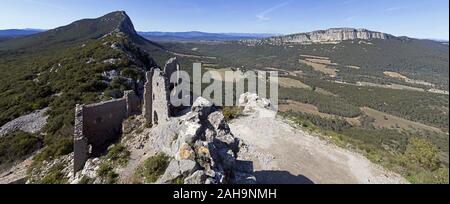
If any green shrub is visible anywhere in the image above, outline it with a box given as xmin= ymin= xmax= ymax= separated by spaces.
xmin=134 ymin=153 xmax=170 ymax=183
xmin=33 ymin=138 xmax=73 ymax=162
xmin=106 ymin=144 xmax=130 ymax=166
xmin=404 ymin=137 xmax=441 ymax=171
xmin=97 ymin=162 xmax=118 ymax=184
xmin=121 ymin=67 xmax=145 ymax=81
xmin=172 ymin=176 xmax=185 ymax=184
xmin=104 ymin=88 xmax=123 ymax=99
xmin=39 ymin=163 xmax=68 ymax=184
xmin=406 ymin=167 xmax=449 ymax=184
xmin=78 ymin=176 xmax=95 ymax=184
xmin=105 ymin=171 xmax=119 ymax=184
xmin=222 ymin=106 xmax=243 ymax=122
xmin=433 ymin=168 xmax=449 ymax=184
xmin=0 ymin=131 xmax=41 ymax=168
xmin=97 ymin=163 xmax=110 ymax=177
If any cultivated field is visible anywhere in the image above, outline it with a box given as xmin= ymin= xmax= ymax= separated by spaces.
xmin=356 ymin=81 xmax=425 ymax=92
xmin=277 ymin=77 xmax=311 ymax=89
xmin=279 ymin=100 xmax=361 ymax=126
xmin=299 ymin=59 xmax=338 ymax=76
xmin=361 ymin=107 xmax=443 ymax=133
xmin=383 ymin=71 xmax=434 ymax=87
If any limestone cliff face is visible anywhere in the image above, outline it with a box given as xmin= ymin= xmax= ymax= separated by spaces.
xmin=113 ymin=11 xmax=138 ymax=36
xmin=244 ymin=28 xmax=395 ymax=45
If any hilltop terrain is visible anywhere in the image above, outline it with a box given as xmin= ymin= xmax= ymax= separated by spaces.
xmin=0 ymin=11 xmax=448 ymax=184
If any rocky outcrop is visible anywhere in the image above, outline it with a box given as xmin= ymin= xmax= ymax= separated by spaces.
xmin=239 ymin=93 xmax=273 ymax=112
xmin=238 ymin=93 xmax=276 ymax=118
xmin=163 ymin=57 xmax=180 ymax=85
xmin=151 ymin=97 xmax=256 ymax=184
xmin=243 ymin=28 xmax=395 ymax=45
xmin=27 ymin=153 xmax=74 ymax=184
xmin=0 ymin=108 xmax=49 ymax=137
xmin=26 ymin=152 xmax=102 ymax=184
xmin=114 ymin=11 xmax=138 ymax=36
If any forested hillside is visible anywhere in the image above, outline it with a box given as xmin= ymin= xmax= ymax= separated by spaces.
xmin=0 ymin=11 xmax=171 ymax=170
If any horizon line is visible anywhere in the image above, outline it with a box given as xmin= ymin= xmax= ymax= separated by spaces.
xmin=0 ymin=27 xmax=448 ymax=41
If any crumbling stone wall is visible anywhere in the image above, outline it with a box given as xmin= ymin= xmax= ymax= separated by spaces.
xmin=143 ymin=70 xmax=153 ymax=125
xmin=74 ymin=105 xmax=89 ymax=173
xmin=125 ymin=90 xmax=140 ymax=115
xmin=164 ymin=57 xmax=180 ymax=90
xmin=142 ymin=67 xmax=172 ymax=126
xmin=74 ymin=57 xmax=180 ymax=172
xmin=74 ymin=90 xmax=140 ymax=172
xmin=151 ymin=68 xmax=171 ymax=126
xmin=83 ymin=99 xmax=127 ymax=153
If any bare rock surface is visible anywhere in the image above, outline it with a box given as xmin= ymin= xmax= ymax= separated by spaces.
xmin=148 ymin=97 xmax=255 ymax=184
xmin=114 ymin=97 xmax=252 ymax=184
xmin=116 ymin=97 xmax=256 ymax=184
xmin=0 ymin=108 xmax=49 ymax=136
xmin=0 ymin=154 xmax=35 ymax=184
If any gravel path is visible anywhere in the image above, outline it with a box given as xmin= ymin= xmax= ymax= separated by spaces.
xmin=230 ymin=112 xmax=408 ymax=184
xmin=117 ymin=127 xmax=156 ymax=184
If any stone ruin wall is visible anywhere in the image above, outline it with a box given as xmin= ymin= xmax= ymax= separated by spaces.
xmin=125 ymin=89 xmax=141 ymax=115
xmin=142 ymin=71 xmax=153 ymax=126
xmin=83 ymin=99 xmax=127 ymax=152
xmin=150 ymin=68 xmax=170 ymax=125
xmin=143 ymin=58 xmax=178 ymax=127
xmin=74 ymin=58 xmax=180 ymax=173
xmin=74 ymin=91 xmax=140 ymax=172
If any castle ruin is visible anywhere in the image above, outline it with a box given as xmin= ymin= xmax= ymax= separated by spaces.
xmin=74 ymin=58 xmax=180 ymax=173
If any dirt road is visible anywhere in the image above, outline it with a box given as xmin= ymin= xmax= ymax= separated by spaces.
xmin=230 ymin=112 xmax=408 ymax=184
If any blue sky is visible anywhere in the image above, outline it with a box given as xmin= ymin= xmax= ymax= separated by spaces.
xmin=0 ymin=0 xmax=448 ymax=40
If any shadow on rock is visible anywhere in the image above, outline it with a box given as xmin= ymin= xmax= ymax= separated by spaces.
xmin=255 ymin=171 xmax=315 ymax=184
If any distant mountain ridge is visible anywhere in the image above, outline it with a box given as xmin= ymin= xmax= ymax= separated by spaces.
xmin=0 ymin=29 xmax=44 ymax=37
xmin=242 ymin=28 xmax=399 ymax=45
xmin=0 ymin=29 xmax=275 ymax=43
xmin=0 ymin=29 xmax=45 ymax=42
xmin=4 ymin=26 xmax=446 ymax=44
xmin=139 ymin=31 xmax=276 ymax=41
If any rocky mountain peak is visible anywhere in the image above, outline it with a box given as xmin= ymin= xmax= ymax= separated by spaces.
xmin=101 ymin=11 xmax=138 ymax=36
xmin=0 ymin=11 xmax=144 ymax=50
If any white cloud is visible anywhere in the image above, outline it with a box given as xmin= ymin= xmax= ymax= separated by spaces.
xmin=256 ymin=0 xmax=293 ymax=21
xmin=384 ymin=6 xmax=405 ymax=12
